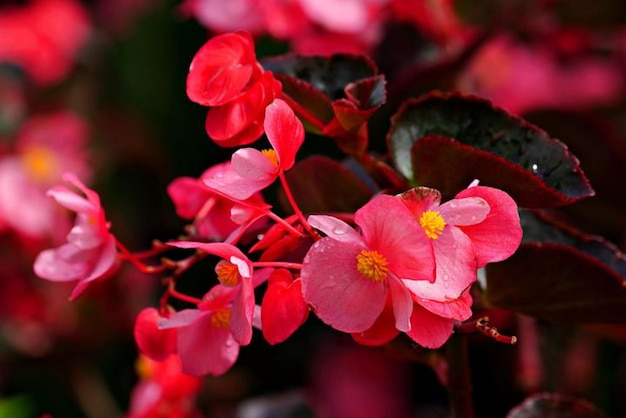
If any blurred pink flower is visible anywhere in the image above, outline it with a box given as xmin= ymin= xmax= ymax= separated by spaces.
xmin=0 ymin=0 xmax=91 ymax=85
xmin=0 ymin=112 xmax=90 ymax=239
xmin=301 ymin=194 xmax=435 ymax=334
xmin=33 ymin=173 xmax=118 ymax=301
xmin=204 ymin=98 xmax=304 ymax=200
xmin=127 ymin=354 xmax=202 ymax=418
xmin=459 ymin=34 xmax=624 ymax=114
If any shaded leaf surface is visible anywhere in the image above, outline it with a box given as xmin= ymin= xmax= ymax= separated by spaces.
xmin=262 ymin=54 xmax=377 ymax=101
xmin=485 ymin=211 xmax=626 ymax=323
xmin=507 ymin=393 xmax=605 ymax=418
xmin=279 ymin=156 xmax=374 ymax=214
xmin=387 ymin=92 xmax=594 ymax=206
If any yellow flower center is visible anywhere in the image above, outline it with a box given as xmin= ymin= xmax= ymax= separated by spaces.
xmin=356 ymin=249 xmax=389 ymax=282
xmin=210 ymin=309 xmax=231 ymax=329
xmin=22 ymin=146 xmax=59 ymax=183
xmin=262 ymin=149 xmax=279 ymax=168
xmin=420 ymin=210 xmax=446 ymax=239
xmin=215 ymin=261 xmax=240 ymax=286
xmin=135 ymin=355 xmax=154 ymax=380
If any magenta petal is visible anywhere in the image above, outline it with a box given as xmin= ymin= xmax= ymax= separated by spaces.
xmin=34 ymin=248 xmax=86 ymax=282
xmin=405 ymin=305 xmax=455 ymax=349
xmin=167 ymin=176 xmax=212 ymax=219
xmin=388 ymin=277 xmax=413 ymax=332
xmin=308 ymin=215 xmax=364 ymax=245
xmin=399 ymin=187 xmax=442 ymax=216
xmin=455 ymin=186 xmax=522 ymax=267
xmin=158 ymin=309 xmax=206 ymax=330
xmin=301 ymin=238 xmax=386 ymax=333
xmin=76 ymin=235 xmax=117 ymax=283
xmin=230 ymin=278 xmax=254 ymax=345
xmin=48 ymin=186 xmax=94 ymax=215
xmin=177 ymin=314 xmax=239 ymax=376
xmin=264 ymin=99 xmax=304 ymax=171
xmin=403 ymin=226 xmax=476 ymax=301
xmin=356 ymin=195 xmax=435 ymax=282
xmin=417 ymin=291 xmax=474 ymax=321
xmin=438 ymin=196 xmax=490 ymax=226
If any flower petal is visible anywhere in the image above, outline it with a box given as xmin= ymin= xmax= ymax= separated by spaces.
xmin=405 ymin=305 xmax=455 ymax=349
xmin=454 ymin=186 xmax=522 ymax=267
xmin=301 ymin=238 xmax=386 ymax=333
xmin=438 ymin=196 xmax=490 ymax=226
xmin=403 ymin=226 xmax=476 ymax=300
xmin=177 ymin=313 xmax=239 ymax=376
xmin=308 ymin=214 xmax=364 ymax=245
xmin=264 ymin=99 xmax=304 ymax=171
xmin=356 ymin=195 xmax=435 ymax=282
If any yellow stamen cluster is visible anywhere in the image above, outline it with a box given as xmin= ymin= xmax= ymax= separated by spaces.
xmin=261 ymin=149 xmax=279 ymax=168
xmin=419 ymin=210 xmax=446 ymax=239
xmin=22 ymin=146 xmax=59 ymax=183
xmin=210 ymin=309 xmax=231 ymax=329
xmin=356 ymin=249 xmax=389 ymax=282
xmin=215 ymin=261 xmax=240 ymax=286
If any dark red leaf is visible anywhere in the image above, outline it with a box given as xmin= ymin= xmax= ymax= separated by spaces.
xmin=507 ymin=393 xmax=605 ymax=418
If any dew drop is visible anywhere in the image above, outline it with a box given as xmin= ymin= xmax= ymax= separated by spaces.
xmin=531 ymin=163 xmax=539 ymax=173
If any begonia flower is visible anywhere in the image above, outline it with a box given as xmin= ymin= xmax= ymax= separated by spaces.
xmin=166 ymin=241 xmax=265 ymax=346
xmin=167 ymin=162 xmax=270 ymax=242
xmin=261 ymin=268 xmax=309 ymax=344
xmin=398 ymin=185 xmax=522 ymax=301
xmin=33 ymin=173 xmax=118 ymax=300
xmin=158 ymin=266 xmax=269 ymax=376
xmin=301 ymin=194 xmax=435 ymax=333
xmin=186 ymin=30 xmax=260 ymax=107
xmin=204 ymin=98 xmax=304 ymax=200
xmin=0 ymin=112 xmax=90 ymax=239
xmin=128 ymin=354 xmax=202 ymax=418
xmin=134 ymin=307 xmax=178 ymax=362
xmin=204 ymin=71 xmax=282 ymax=147
xmin=0 ymin=0 xmax=91 ymax=85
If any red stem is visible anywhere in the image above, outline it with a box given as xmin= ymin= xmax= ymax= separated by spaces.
xmin=115 ymin=239 xmax=167 ymax=274
xmin=278 ymin=171 xmax=319 ymax=240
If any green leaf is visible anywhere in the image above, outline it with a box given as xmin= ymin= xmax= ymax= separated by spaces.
xmin=279 ymin=156 xmax=374 ymax=214
xmin=387 ymin=91 xmax=594 ymax=207
xmin=485 ymin=211 xmax=626 ymax=323
xmin=507 ymin=393 xmax=605 ymax=418
xmin=0 ymin=396 xmax=36 ymax=418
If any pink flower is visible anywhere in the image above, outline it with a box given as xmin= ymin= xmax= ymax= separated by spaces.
xmin=186 ymin=30 xmax=283 ymax=146
xmin=167 ymin=241 xmax=261 ymax=346
xmin=181 ymin=0 xmax=265 ymax=34
xmin=0 ymin=112 xmax=90 ymax=239
xmin=204 ymin=71 xmax=282 ymax=147
xmin=167 ymin=162 xmax=270 ymax=242
xmin=33 ymin=173 xmax=118 ymax=300
xmin=204 ymin=98 xmax=304 ymax=200
xmin=158 ymin=268 xmax=261 ymax=376
xmin=0 ymin=0 xmax=91 ymax=85
xmin=128 ymin=354 xmax=202 ymax=418
xmin=301 ymin=194 xmax=435 ymax=333
xmin=186 ymin=31 xmax=260 ymax=107
xmin=398 ymin=185 xmax=522 ymax=302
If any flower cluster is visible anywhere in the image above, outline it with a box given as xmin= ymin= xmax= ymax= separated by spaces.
xmin=33 ymin=31 xmax=522 ymax=377
xmin=181 ymin=0 xmax=467 ymax=55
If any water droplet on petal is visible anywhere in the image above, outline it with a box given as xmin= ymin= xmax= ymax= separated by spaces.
xmin=531 ymin=163 xmax=539 ymax=173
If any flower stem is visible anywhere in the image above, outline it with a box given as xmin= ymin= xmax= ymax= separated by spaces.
xmin=278 ymin=171 xmax=319 ymax=240
xmin=115 ymin=239 xmax=167 ymax=274
xmin=252 ymin=261 xmax=302 ymax=270
xmin=446 ymin=334 xmax=474 ymax=418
